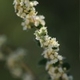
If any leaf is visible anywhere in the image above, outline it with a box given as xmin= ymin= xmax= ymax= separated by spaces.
xmin=62 ymin=62 xmax=70 ymax=70
xmin=36 ymin=24 xmax=43 ymax=29
xmin=38 ymin=58 xmax=47 ymax=66
xmin=53 ymin=60 xmax=60 ymax=67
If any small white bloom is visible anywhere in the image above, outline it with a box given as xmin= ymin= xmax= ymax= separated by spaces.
xmin=42 ymin=48 xmax=58 ymax=60
xmin=48 ymin=67 xmax=58 ymax=79
xmin=50 ymin=58 xmax=58 ymax=63
xmin=46 ymin=61 xmax=51 ymax=70
xmin=34 ymin=15 xmax=45 ymax=26
xmin=33 ymin=1 xmax=39 ymax=6
xmin=30 ymin=1 xmax=39 ymax=6
xmin=46 ymin=60 xmax=58 ymax=70
xmin=48 ymin=38 xmax=60 ymax=49
xmin=54 ymin=52 xmax=58 ymax=57
xmin=58 ymin=55 xmax=63 ymax=61
xmin=48 ymin=67 xmax=64 ymax=80
xmin=20 ymin=0 xmax=24 ymax=6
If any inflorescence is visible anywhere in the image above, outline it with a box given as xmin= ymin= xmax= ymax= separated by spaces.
xmin=0 ymin=35 xmax=34 ymax=80
xmin=13 ymin=0 xmax=73 ymax=80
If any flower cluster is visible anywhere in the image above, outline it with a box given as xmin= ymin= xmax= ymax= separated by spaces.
xmin=0 ymin=35 xmax=34 ymax=80
xmin=34 ymin=26 xmax=73 ymax=80
xmin=6 ymin=48 xmax=34 ymax=80
xmin=13 ymin=0 xmax=73 ymax=80
xmin=6 ymin=48 xmax=26 ymax=78
xmin=13 ymin=0 xmax=45 ymax=30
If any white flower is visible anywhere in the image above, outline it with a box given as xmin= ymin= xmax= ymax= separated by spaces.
xmin=13 ymin=0 xmax=38 ymax=19
xmin=48 ymin=67 xmax=63 ymax=80
xmin=58 ymin=55 xmax=63 ymax=61
xmin=6 ymin=48 xmax=26 ymax=68
xmin=42 ymin=48 xmax=54 ymax=59
xmin=14 ymin=0 xmax=45 ymax=29
xmin=13 ymin=0 xmax=73 ymax=80
xmin=30 ymin=1 xmax=39 ymax=6
xmin=42 ymin=47 xmax=61 ymax=60
xmin=46 ymin=61 xmax=52 ymax=70
xmin=47 ymin=37 xmax=60 ymax=49
xmin=16 ymin=7 xmax=24 ymax=17
xmin=34 ymin=15 xmax=45 ymax=27
xmin=21 ymin=9 xmax=38 ymax=29
xmin=46 ymin=60 xmax=58 ymax=70
xmin=50 ymin=58 xmax=58 ymax=64
xmin=35 ymin=31 xmax=60 ymax=49
xmin=41 ymin=35 xmax=59 ymax=48
xmin=21 ymin=18 xmax=31 ymax=30
xmin=40 ymin=35 xmax=51 ymax=47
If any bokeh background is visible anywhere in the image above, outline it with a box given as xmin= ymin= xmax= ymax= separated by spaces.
xmin=0 ymin=0 xmax=79 ymax=80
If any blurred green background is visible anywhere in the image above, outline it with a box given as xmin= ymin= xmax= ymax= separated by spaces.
xmin=0 ymin=0 xmax=79 ymax=80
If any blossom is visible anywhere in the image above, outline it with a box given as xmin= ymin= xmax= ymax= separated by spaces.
xmin=6 ymin=48 xmax=26 ymax=77
xmin=13 ymin=0 xmax=36 ymax=18
xmin=13 ymin=0 xmax=45 ymax=30
xmin=48 ymin=67 xmax=63 ymax=80
xmin=13 ymin=0 xmax=73 ymax=80
xmin=22 ymin=14 xmax=45 ymax=30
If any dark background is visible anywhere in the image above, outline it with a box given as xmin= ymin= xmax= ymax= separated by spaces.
xmin=0 ymin=0 xmax=79 ymax=80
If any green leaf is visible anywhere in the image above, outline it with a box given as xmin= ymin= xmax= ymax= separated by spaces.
xmin=36 ymin=24 xmax=43 ymax=29
xmin=38 ymin=58 xmax=47 ymax=66
xmin=62 ymin=62 xmax=70 ymax=70
xmin=53 ymin=60 xmax=60 ymax=67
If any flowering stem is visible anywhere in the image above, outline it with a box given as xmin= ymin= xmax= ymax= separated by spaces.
xmin=2 ymin=45 xmax=39 ymax=80
xmin=13 ymin=0 xmax=73 ymax=80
